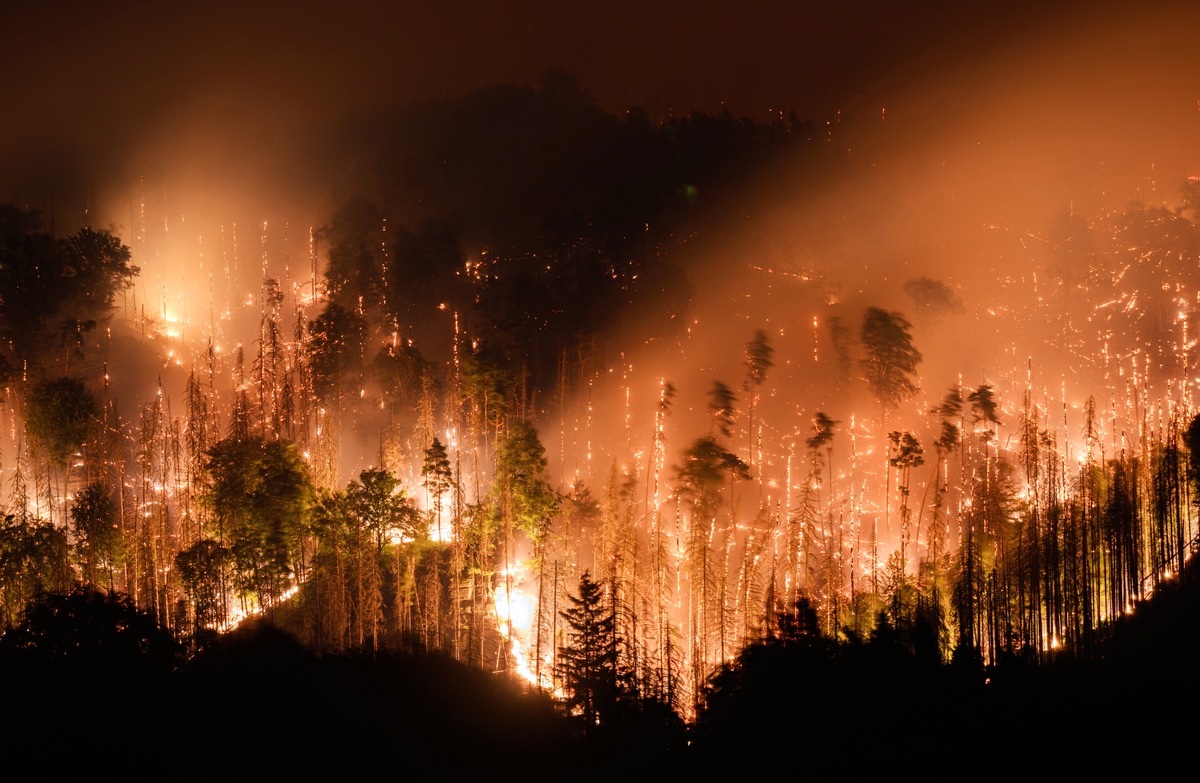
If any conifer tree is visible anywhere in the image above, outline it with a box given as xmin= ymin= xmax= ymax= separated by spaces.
xmin=743 ymin=329 xmax=774 ymax=470
xmin=422 ymin=437 xmax=454 ymax=541
xmin=557 ymin=570 xmax=621 ymax=735
xmin=860 ymin=307 xmax=921 ymax=413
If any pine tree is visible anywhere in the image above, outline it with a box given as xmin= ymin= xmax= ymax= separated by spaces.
xmin=557 ymin=570 xmax=621 ymax=735
xmin=422 ymin=437 xmax=454 ymax=541
xmin=860 ymin=307 xmax=921 ymax=413
xmin=743 ymin=329 xmax=774 ymax=471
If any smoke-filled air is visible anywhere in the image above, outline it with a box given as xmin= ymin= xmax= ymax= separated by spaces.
xmin=3 ymin=0 xmax=1200 ymax=775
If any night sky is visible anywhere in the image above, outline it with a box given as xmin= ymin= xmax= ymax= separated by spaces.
xmin=4 ymin=0 xmax=1198 ymax=221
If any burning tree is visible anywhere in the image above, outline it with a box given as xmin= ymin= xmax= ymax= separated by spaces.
xmin=674 ymin=426 xmax=750 ymax=710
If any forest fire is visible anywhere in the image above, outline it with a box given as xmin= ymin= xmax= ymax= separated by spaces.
xmin=1 ymin=10 xmax=1199 ymax=773
xmin=493 ymin=580 xmax=541 ymax=686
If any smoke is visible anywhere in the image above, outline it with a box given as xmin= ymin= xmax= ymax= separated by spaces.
xmin=3 ymin=0 xmax=1198 ymax=484
xmin=547 ymin=0 xmax=1200 ymax=504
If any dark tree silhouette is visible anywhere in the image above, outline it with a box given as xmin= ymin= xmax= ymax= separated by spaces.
xmin=422 ymin=437 xmax=454 ymax=540
xmin=707 ymin=380 xmax=737 ymax=440
xmin=317 ymin=196 xmax=387 ymax=312
xmin=24 ymin=376 xmax=98 ymax=469
xmin=0 ymin=514 xmax=70 ymax=627
xmin=0 ymin=585 xmax=180 ymax=673
xmin=903 ymin=276 xmax=963 ymax=322
xmin=2 ymin=587 xmax=173 ymax=776
xmin=860 ymin=306 xmax=922 ymax=412
xmin=175 ymin=538 xmax=233 ymax=636
xmin=556 ymin=570 xmax=621 ymax=735
xmin=0 ymin=206 xmax=137 ymax=371
xmin=69 ymin=482 xmax=123 ymax=590
xmin=307 ymin=301 xmax=367 ymax=404
xmin=1178 ymin=177 xmax=1200 ymax=221
xmin=743 ymin=328 xmax=774 ymax=469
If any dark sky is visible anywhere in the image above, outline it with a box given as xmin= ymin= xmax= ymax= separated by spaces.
xmin=3 ymin=0 xmax=1067 ymax=132
xmin=2 ymin=0 xmax=1198 ymax=225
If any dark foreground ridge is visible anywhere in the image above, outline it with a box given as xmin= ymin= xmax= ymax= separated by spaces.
xmin=5 ymin=555 xmax=1200 ymax=780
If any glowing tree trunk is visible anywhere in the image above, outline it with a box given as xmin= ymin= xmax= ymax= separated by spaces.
xmin=254 ymin=277 xmax=287 ymax=439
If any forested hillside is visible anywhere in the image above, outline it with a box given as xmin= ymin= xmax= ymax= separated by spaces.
xmin=3 ymin=73 xmax=1200 ymax=773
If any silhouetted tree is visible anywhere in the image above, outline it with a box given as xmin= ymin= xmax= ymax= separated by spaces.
xmin=0 ymin=514 xmax=70 ymax=627
xmin=903 ymin=276 xmax=963 ymax=323
xmin=742 ymin=329 xmax=774 ymax=470
xmin=69 ymin=482 xmax=123 ymax=590
xmin=707 ymin=380 xmax=737 ymax=440
xmin=557 ymin=570 xmax=621 ymax=735
xmin=1184 ymin=414 xmax=1200 ymax=504
xmin=422 ymin=437 xmax=454 ymax=541
xmin=674 ymin=434 xmax=750 ymax=701
xmin=0 ymin=585 xmax=180 ymax=675
xmin=0 ymin=206 xmax=137 ymax=372
xmin=860 ymin=307 xmax=921 ymax=413
xmin=175 ymin=538 xmax=233 ymax=636
xmin=968 ymin=384 xmax=1001 ymax=436
xmin=318 ymin=196 xmax=387 ymax=312
xmin=888 ymin=430 xmax=925 ymax=566
xmin=25 ymin=376 xmax=98 ymax=469
xmin=1177 ymin=178 xmax=1200 ymax=221
xmin=307 ymin=301 xmax=367 ymax=405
